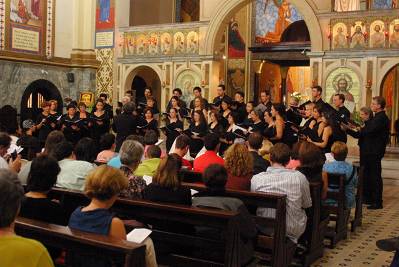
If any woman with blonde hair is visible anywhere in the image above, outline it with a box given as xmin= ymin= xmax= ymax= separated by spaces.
xmin=143 ymin=153 xmax=191 ymax=205
xmin=224 ymin=143 xmax=253 ymax=190
xmin=68 ymin=165 xmax=157 ymax=267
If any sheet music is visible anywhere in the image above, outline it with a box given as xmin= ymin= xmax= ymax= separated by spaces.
xmin=143 ymin=175 xmax=152 ymax=185
xmin=126 ymin=228 xmax=152 ymax=244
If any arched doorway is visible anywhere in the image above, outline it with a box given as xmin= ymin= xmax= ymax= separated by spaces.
xmin=380 ymin=64 xmax=399 ymax=137
xmin=20 ymin=80 xmax=63 ymax=123
xmin=126 ymin=66 xmax=162 ymax=108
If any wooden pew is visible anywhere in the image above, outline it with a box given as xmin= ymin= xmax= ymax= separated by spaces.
xmin=299 ymin=182 xmax=329 ymax=267
xmin=182 ymin=182 xmax=292 ymax=267
xmin=48 ymin=187 xmax=244 ymax=267
xmin=180 ymin=170 xmax=328 ymax=267
xmin=351 ymin=162 xmax=364 ymax=232
xmin=15 ymin=217 xmax=146 ymax=267
xmin=323 ymin=174 xmax=350 ymax=248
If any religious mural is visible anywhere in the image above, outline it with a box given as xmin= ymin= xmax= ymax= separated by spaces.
xmin=175 ymin=69 xmax=201 ymax=104
xmin=95 ymin=0 xmax=115 ymax=48
xmin=10 ymin=0 xmax=43 ymax=26
xmin=227 ymin=59 xmax=246 ymax=94
xmin=254 ymin=0 xmax=302 ymax=44
xmin=325 ymin=67 xmax=361 ymax=113
xmin=7 ymin=0 xmax=48 ymax=55
xmin=373 ymin=0 xmax=396 ymax=9
xmin=123 ymin=29 xmax=199 ymax=57
xmin=334 ymin=0 xmax=360 ymax=12
xmin=331 ymin=16 xmax=399 ymax=50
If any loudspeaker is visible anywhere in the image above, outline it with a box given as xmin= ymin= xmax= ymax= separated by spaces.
xmin=67 ymin=73 xmax=75 ymax=83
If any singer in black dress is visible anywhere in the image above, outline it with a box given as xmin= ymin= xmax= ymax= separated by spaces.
xmin=208 ymin=110 xmax=225 ymax=137
xmin=60 ymin=104 xmax=81 ymax=145
xmin=263 ymin=110 xmax=277 ymax=141
xmin=219 ymin=99 xmax=232 ymax=129
xmin=162 ymin=108 xmax=183 ymax=152
xmin=48 ymin=100 xmax=61 ymax=131
xmin=187 ymin=110 xmax=208 ymax=157
xmin=242 ymin=101 xmax=254 ymax=128
xmin=138 ymin=108 xmax=159 ymax=136
xmin=35 ymin=101 xmax=53 ymax=147
xmin=77 ymin=102 xmax=92 ymax=138
xmin=249 ymin=110 xmax=265 ymax=133
xmin=91 ymin=100 xmax=110 ymax=142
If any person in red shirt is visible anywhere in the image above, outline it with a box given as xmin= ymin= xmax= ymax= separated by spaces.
xmin=224 ymin=143 xmax=253 ymax=191
xmin=172 ymin=134 xmax=192 ymax=170
xmin=193 ymin=133 xmax=224 ymax=173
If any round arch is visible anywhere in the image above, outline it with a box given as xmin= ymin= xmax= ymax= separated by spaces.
xmin=123 ymin=64 xmax=163 ymax=106
xmin=377 ymin=59 xmax=399 ymax=91
xmin=20 ymin=79 xmax=63 ymax=123
xmin=204 ymin=0 xmax=323 ymax=55
xmin=123 ymin=64 xmax=163 ymax=94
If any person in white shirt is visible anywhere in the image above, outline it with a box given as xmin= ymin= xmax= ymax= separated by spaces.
xmin=52 ymin=141 xmax=95 ymax=191
xmin=251 ymin=143 xmax=312 ymax=243
xmin=0 ymin=132 xmax=21 ymax=172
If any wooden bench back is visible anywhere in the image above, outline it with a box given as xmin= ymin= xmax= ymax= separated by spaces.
xmin=181 ymin=182 xmax=288 ymax=267
xmin=15 ymin=217 xmax=146 ymax=267
xmin=48 ymin=187 xmax=242 ymax=267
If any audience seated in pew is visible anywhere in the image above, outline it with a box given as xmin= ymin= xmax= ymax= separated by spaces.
xmin=0 ymin=169 xmax=54 ymax=267
xmin=0 ymin=132 xmax=22 ymax=172
xmin=135 ymin=145 xmax=162 ymax=177
xmin=119 ymin=140 xmax=147 ymax=199
xmin=52 ymin=140 xmax=95 ymax=191
xmin=108 ymin=134 xmax=145 ymax=169
xmin=247 ymin=132 xmax=270 ymax=175
xmin=224 ymin=143 xmax=253 ymax=191
xmin=193 ymin=133 xmax=224 ymax=173
xmin=323 ymin=141 xmax=358 ymax=208
xmin=251 ymin=143 xmax=312 ymax=244
xmin=68 ymin=165 xmax=157 ymax=267
xmin=19 ymin=155 xmax=68 ymax=260
xmin=143 ymin=153 xmax=191 ymax=206
xmin=192 ymin=164 xmax=257 ymax=266
xmin=171 ymin=134 xmax=193 ymax=170
xmin=96 ymin=133 xmax=117 ymax=163
xmin=18 ymin=131 xmax=66 ymax=184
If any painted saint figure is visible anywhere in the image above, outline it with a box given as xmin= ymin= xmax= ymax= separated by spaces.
xmin=370 ymin=24 xmax=385 ymax=48
xmin=334 ymin=0 xmax=360 ymax=11
xmin=31 ymin=0 xmax=41 ymax=19
xmin=390 ymin=23 xmax=399 ymax=48
xmin=334 ymin=27 xmax=347 ymax=49
xmin=228 ymin=21 xmax=246 ymax=58
xmin=99 ymin=0 xmax=110 ymax=23
xmin=351 ymin=26 xmax=366 ymax=49
xmin=18 ymin=0 xmax=30 ymax=23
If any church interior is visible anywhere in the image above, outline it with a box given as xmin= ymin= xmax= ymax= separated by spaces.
xmin=0 ymin=0 xmax=399 ymax=266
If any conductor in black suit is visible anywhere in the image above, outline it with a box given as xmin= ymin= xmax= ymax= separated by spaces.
xmin=346 ymin=96 xmax=389 ymax=209
xmin=112 ymin=102 xmax=137 ymax=152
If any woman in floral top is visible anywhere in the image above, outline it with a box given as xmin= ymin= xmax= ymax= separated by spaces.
xmin=118 ymin=140 xmax=147 ymax=199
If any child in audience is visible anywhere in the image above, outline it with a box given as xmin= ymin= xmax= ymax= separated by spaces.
xmin=144 ymin=130 xmax=166 ymax=158
xmin=68 ymin=165 xmax=157 ymax=267
xmin=135 ymin=145 xmax=162 ymax=177
xmin=323 ymin=141 xmax=358 ymax=208
xmin=96 ymin=133 xmax=117 ymax=163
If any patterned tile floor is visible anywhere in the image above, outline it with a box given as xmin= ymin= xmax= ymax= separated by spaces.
xmin=311 ymin=185 xmax=399 ymax=267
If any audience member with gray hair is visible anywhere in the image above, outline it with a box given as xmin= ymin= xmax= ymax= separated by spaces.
xmin=112 ymin=102 xmax=139 ymax=152
xmin=119 ymin=140 xmax=147 ymax=199
xmin=0 ymin=169 xmax=54 ymax=267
